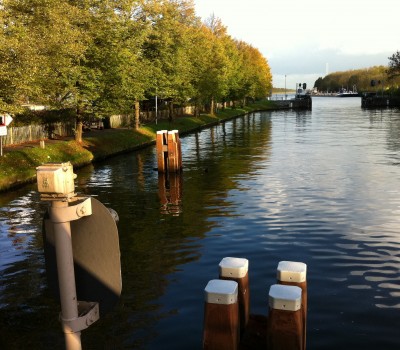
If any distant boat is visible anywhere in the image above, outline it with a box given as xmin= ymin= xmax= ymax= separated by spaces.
xmin=294 ymin=83 xmax=311 ymax=100
xmin=337 ymin=91 xmax=360 ymax=97
xmin=337 ymin=86 xmax=360 ymax=97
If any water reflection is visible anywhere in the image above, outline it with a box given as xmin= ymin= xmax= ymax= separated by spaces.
xmin=158 ymin=173 xmax=183 ymax=215
xmin=1 ymin=99 xmax=400 ymax=349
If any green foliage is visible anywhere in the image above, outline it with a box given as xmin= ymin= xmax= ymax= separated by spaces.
xmin=0 ymin=99 xmax=276 ymax=191
xmin=13 ymin=108 xmax=76 ymax=126
xmin=0 ymin=0 xmax=272 ymax=117
xmin=0 ymin=141 xmax=93 ymax=190
xmin=314 ymin=65 xmax=400 ymax=93
xmin=387 ymin=51 xmax=400 ymax=80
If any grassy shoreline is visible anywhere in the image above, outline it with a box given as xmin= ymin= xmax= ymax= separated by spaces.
xmin=0 ymin=100 xmax=279 ymax=192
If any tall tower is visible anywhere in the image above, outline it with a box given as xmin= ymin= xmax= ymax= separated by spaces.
xmin=326 ymin=63 xmax=329 ymax=76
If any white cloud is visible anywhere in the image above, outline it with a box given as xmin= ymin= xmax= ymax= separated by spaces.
xmin=194 ymin=0 xmax=399 ymax=87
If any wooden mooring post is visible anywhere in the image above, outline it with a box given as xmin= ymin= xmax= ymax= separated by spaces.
xmin=203 ymin=259 xmax=307 ymax=350
xmin=219 ymin=257 xmax=250 ymax=333
xmin=276 ymin=261 xmax=307 ymax=350
xmin=267 ymin=284 xmax=303 ymax=350
xmin=156 ymin=130 xmax=182 ymax=173
xmin=203 ymin=279 xmax=240 ymax=350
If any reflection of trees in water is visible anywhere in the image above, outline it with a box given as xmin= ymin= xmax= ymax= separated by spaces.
xmin=295 ymin=110 xmax=312 ymax=129
xmin=385 ymin=113 xmax=400 ymax=163
xmin=0 ymin=112 xmax=273 ymax=349
xmin=367 ymin=109 xmax=400 ymax=163
xmin=0 ymin=192 xmax=63 ymax=348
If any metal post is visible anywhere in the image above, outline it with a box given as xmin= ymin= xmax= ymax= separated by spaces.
xmin=37 ymin=163 xmax=105 ymax=350
xmin=52 ymin=200 xmax=82 ymax=350
xmin=1 ymin=136 xmax=3 ymax=157
xmin=285 ymin=75 xmax=287 ymax=100
xmin=155 ymin=93 xmax=158 ymax=125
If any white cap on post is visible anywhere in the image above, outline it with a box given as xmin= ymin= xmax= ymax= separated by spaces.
xmin=277 ymin=261 xmax=307 ymax=283
xmin=205 ymin=279 xmax=238 ymax=305
xmin=219 ymin=257 xmax=248 ymax=278
xmin=269 ymin=284 xmax=302 ymax=312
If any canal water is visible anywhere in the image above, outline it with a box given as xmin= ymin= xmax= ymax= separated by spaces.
xmin=1 ymin=97 xmax=400 ymax=349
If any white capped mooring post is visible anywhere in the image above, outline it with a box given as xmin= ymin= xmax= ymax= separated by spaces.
xmin=203 ymin=279 xmax=239 ymax=350
xmin=219 ymin=257 xmax=250 ymax=333
xmin=277 ymin=261 xmax=307 ymax=350
xmin=267 ymin=284 xmax=303 ymax=350
xmin=37 ymin=162 xmax=98 ymax=350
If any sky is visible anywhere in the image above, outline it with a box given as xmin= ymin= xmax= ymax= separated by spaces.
xmin=193 ymin=0 xmax=399 ymax=89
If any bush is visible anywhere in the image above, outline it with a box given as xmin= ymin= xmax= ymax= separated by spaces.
xmin=13 ymin=108 xmax=76 ymax=126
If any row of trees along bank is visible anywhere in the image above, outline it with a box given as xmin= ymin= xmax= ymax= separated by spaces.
xmin=313 ymin=52 xmax=400 ymax=93
xmin=0 ymin=0 xmax=272 ymax=142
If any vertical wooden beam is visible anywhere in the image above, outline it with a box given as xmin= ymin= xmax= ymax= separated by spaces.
xmin=203 ymin=279 xmax=239 ymax=350
xmin=172 ymin=129 xmax=182 ymax=171
xmin=167 ymin=130 xmax=180 ymax=173
xmin=267 ymin=284 xmax=303 ymax=350
xmin=156 ymin=130 xmax=168 ymax=172
xmin=219 ymin=257 xmax=250 ymax=333
xmin=277 ymin=261 xmax=307 ymax=350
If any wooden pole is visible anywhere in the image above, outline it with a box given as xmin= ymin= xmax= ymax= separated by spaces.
xmin=167 ymin=130 xmax=180 ymax=173
xmin=219 ymin=257 xmax=249 ymax=333
xmin=172 ymin=129 xmax=182 ymax=171
xmin=156 ymin=130 xmax=168 ymax=172
xmin=203 ymin=279 xmax=239 ymax=350
xmin=267 ymin=284 xmax=303 ymax=350
xmin=277 ymin=261 xmax=307 ymax=350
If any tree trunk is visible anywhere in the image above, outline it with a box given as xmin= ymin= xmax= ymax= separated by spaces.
xmin=168 ymin=100 xmax=174 ymax=122
xmin=134 ymin=101 xmax=140 ymax=130
xmin=210 ymin=97 xmax=215 ymax=115
xmin=75 ymin=107 xmax=83 ymax=143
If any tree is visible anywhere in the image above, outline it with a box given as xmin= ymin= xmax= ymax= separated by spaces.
xmin=0 ymin=0 xmax=101 ymax=142
xmin=84 ymin=0 xmax=151 ymax=129
xmin=1 ymin=0 xmax=275 ymax=129
xmin=197 ymin=15 xmax=234 ymax=115
xmin=387 ymin=50 xmax=400 ymax=80
xmin=0 ymin=0 xmax=52 ymax=114
xmin=142 ymin=0 xmax=199 ymax=120
xmin=235 ymin=41 xmax=272 ymax=103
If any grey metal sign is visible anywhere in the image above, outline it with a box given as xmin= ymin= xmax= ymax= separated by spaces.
xmin=43 ymin=197 xmax=122 ymax=315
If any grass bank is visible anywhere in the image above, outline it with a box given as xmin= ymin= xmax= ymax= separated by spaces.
xmin=0 ymin=100 xmax=278 ymax=192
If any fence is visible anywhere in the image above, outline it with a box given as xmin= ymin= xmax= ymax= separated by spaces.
xmin=2 ymin=105 xmax=212 ymax=147
xmin=100 ymin=106 xmax=197 ymax=128
xmin=2 ymin=122 xmax=75 ymax=147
